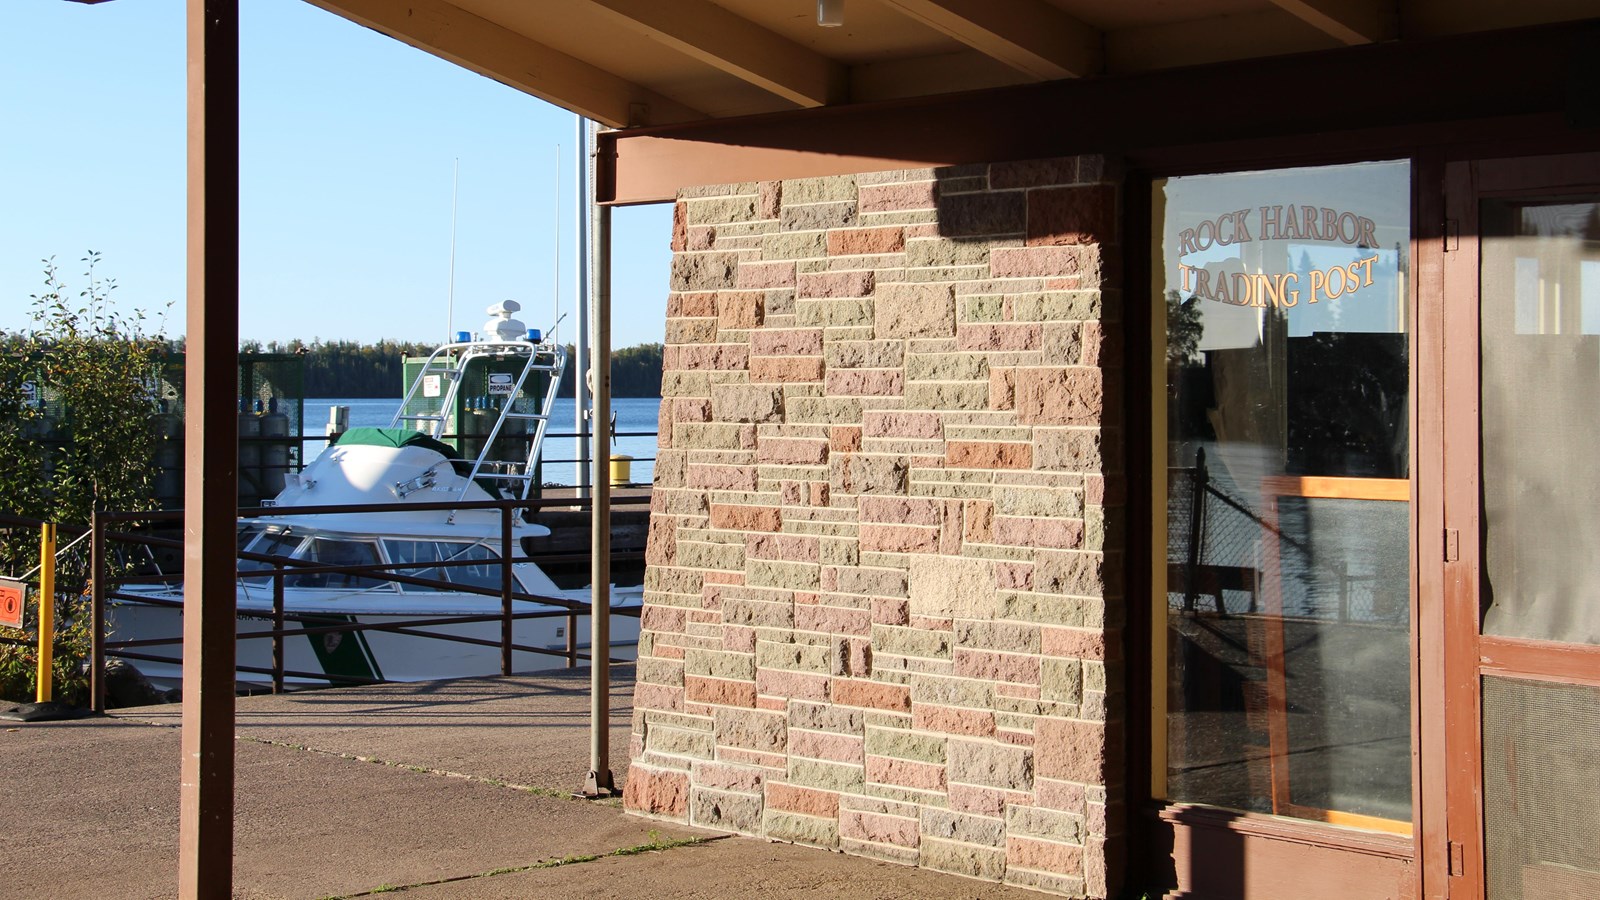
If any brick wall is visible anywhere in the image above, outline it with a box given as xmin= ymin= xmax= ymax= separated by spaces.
xmin=623 ymin=156 xmax=1125 ymax=898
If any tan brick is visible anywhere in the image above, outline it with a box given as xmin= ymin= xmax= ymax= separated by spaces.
xmin=991 ymin=244 xmax=1097 ymax=279
xmin=751 ymin=328 xmax=823 ymax=356
xmin=1034 ymin=718 xmax=1107 ymax=782
xmin=710 ymin=382 xmax=784 ymax=423
xmin=875 ymin=283 xmax=955 ymax=339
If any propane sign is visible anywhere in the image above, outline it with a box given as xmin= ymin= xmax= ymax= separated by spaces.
xmin=0 ymin=578 xmax=23 ymax=629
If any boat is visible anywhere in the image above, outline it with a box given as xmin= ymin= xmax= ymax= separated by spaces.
xmin=110 ymin=300 xmax=643 ymax=689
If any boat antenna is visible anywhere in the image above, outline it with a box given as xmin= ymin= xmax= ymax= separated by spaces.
xmin=447 ymin=157 xmax=460 ymax=343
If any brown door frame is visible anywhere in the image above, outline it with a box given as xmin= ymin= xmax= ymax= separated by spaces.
xmin=1439 ymin=151 xmax=1600 ymax=900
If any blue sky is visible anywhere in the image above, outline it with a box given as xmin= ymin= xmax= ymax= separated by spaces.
xmin=1 ymin=0 xmax=672 ymax=348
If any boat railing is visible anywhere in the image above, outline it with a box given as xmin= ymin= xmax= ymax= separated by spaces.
xmin=10 ymin=495 xmax=649 ymax=711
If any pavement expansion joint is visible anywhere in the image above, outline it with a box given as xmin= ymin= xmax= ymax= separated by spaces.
xmin=240 ymin=735 xmax=619 ymax=804
xmin=315 ymin=834 xmax=719 ymax=899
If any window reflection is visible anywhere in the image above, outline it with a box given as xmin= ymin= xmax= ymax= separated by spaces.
xmin=1155 ymin=160 xmax=1413 ymax=832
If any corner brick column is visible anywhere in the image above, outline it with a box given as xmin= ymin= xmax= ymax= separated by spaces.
xmin=624 ymin=157 xmax=1126 ymax=899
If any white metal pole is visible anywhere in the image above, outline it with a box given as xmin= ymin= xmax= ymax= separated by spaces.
xmin=586 ymin=193 xmax=615 ymax=798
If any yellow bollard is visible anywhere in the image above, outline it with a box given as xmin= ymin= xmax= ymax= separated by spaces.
xmin=609 ymin=454 xmax=634 ymax=487
xmin=36 ymin=523 xmax=55 ymax=704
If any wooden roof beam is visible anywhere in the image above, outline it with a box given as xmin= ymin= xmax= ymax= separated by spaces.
xmin=1268 ymin=0 xmax=1396 ymax=44
xmin=304 ymin=0 xmax=704 ymax=127
xmin=582 ymin=0 xmax=846 ymax=108
xmin=877 ymin=0 xmax=1103 ymax=80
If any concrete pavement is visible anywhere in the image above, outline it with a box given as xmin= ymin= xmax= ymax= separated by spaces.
xmin=0 ymin=669 xmax=1045 ymax=899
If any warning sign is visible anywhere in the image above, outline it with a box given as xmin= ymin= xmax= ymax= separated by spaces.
xmin=0 ymin=578 xmax=24 ymax=629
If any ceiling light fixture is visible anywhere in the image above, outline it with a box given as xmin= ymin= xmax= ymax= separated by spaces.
xmin=817 ymin=0 xmax=843 ymax=28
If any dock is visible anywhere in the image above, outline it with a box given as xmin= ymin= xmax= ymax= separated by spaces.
xmin=1 ymin=669 xmax=1044 ymax=899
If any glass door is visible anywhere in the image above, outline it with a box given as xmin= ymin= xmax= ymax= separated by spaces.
xmin=1442 ymin=153 xmax=1600 ymax=900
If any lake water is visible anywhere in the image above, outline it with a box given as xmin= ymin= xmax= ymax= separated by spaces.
xmin=303 ymin=396 xmax=661 ymax=486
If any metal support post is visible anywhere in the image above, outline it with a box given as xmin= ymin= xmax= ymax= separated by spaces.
xmin=584 ymin=197 xmax=616 ymax=799
xmin=90 ymin=513 xmax=106 ymax=712
xmin=35 ymin=523 xmax=55 ymax=703
xmin=271 ymin=572 xmax=284 ymax=694
xmin=179 ymin=1 xmax=240 ymax=895
xmin=573 ymin=116 xmax=592 ymax=495
xmin=501 ymin=505 xmax=514 ymax=676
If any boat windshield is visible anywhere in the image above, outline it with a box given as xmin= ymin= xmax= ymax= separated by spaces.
xmin=239 ymin=528 xmax=304 ymax=580
xmin=382 ymin=539 xmax=504 ymax=591
xmin=291 ymin=538 xmax=393 ymax=591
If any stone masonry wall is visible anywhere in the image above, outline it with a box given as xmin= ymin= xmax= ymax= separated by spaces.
xmin=623 ymin=156 xmax=1125 ymax=898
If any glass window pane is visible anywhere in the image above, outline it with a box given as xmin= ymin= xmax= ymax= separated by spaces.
xmin=1155 ymin=160 xmax=1412 ymax=831
xmin=1481 ymin=198 xmax=1600 ymax=644
xmin=442 ymin=542 xmax=502 ymax=589
xmin=292 ymin=538 xmax=390 ymax=591
xmin=383 ymin=539 xmax=446 ymax=588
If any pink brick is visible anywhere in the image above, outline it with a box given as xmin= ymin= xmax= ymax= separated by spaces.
xmin=641 ymin=605 xmax=687 ymax=634
xmin=965 ymin=501 xmax=995 ymax=544
xmin=858 ymin=496 xmax=942 ymax=526
xmin=996 ymin=561 xmax=1033 ymax=590
xmin=710 ymin=504 xmax=782 ymax=531
xmin=1042 ymin=627 xmax=1109 ymax=661
xmin=809 ymin=482 xmax=830 ymax=506
xmin=1027 ymin=184 xmax=1116 ymax=247
xmin=840 ymin=810 xmax=919 ymax=847
xmin=747 ymin=532 xmax=821 ymax=562
xmin=990 ymin=157 xmax=1079 ymax=189
xmin=863 ymin=411 xmax=942 ymax=439
xmin=991 ymin=245 xmax=1097 ymax=279
xmin=758 ymin=436 xmax=830 ymax=465
xmin=860 ymin=524 xmax=939 ymax=553
xmin=833 ymin=679 xmax=910 ymax=713
xmin=1016 ymin=367 xmax=1104 ymax=426
xmin=723 ymin=624 xmax=757 ymax=653
xmin=633 ymin=682 xmax=684 ymax=713
xmin=665 ymin=343 xmax=749 ymax=371
xmin=667 ymin=293 xmax=717 ymax=318
xmin=989 ymin=368 xmax=1016 ymax=411
xmin=737 ymin=260 xmax=797 ymax=289
xmin=752 ymin=328 xmax=824 ymax=356
xmin=949 ymin=783 xmax=1007 ymax=817
xmin=946 ymin=441 xmax=1033 ymax=470
xmin=829 ymin=226 xmax=905 ymax=256
xmin=798 ymin=270 xmax=874 ymax=298
xmin=954 ymin=649 xmax=1042 ymax=684
xmin=994 ymin=516 xmax=1084 ymax=550
xmin=717 ymin=292 xmax=764 ymax=329
xmin=912 ymin=703 xmax=996 ymax=737
xmin=623 ymin=765 xmax=689 ymax=817
xmin=756 ymin=669 xmax=830 ymax=702
xmin=825 ymin=369 xmax=903 ymax=397
xmin=957 ymin=323 xmax=1041 ymax=352
xmin=1035 ymin=719 xmax=1108 ymax=782
xmin=685 ymin=675 xmax=757 ymax=708
xmin=759 ymin=181 xmax=782 ymax=219
xmin=1037 ymin=778 xmax=1088 ymax=813
xmin=693 ymin=761 xmax=765 ymax=793
xmin=687 ymin=225 xmax=717 ymax=251
xmin=791 ymin=730 xmax=864 ymax=763
xmin=671 ymin=201 xmax=687 ymax=252
xmin=1008 ymin=836 xmax=1085 ymax=875
xmin=867 ymin=755 xmax=946 ymax=791
xmin=689 ymin=464 xmax=759 ymax=491
xmin=830 ymin=426 xmax=862 ymax=453
xmin=872 ymin=598 xmax=909 ymax=626
xmin=795 ymin=604 xmax=871 ymax=636
xmin=859 ymin=181 xmax=937 ymax=213
xmin=766 ymin=782 xmax=839 ymax=819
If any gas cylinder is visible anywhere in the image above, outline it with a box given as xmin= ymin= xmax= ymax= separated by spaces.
xmin=259 ymin=397 xmax=291 ymax=498
xmin=238 ymin=398 xmax=262 ymax=507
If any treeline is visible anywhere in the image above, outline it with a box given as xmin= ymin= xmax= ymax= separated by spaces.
xmin=244 ymin=338 xmax=663 ymax=398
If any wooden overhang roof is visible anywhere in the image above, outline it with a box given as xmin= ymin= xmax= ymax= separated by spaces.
xmin=302 ymin=0 xmax=1600 ymax=200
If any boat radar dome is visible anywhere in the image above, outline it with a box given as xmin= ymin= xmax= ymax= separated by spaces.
xmin=482 ymin=300 xmax=527 ymax=342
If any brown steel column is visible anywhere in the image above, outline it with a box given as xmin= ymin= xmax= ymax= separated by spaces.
xmin=179 ymin=1 xmax=239 ymax=896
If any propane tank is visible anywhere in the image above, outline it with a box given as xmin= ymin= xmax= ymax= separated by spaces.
xmin=238 ymin=398 xmax=262 ymax=507
xmin=259 ymin=397 xmax=291 ymax=498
